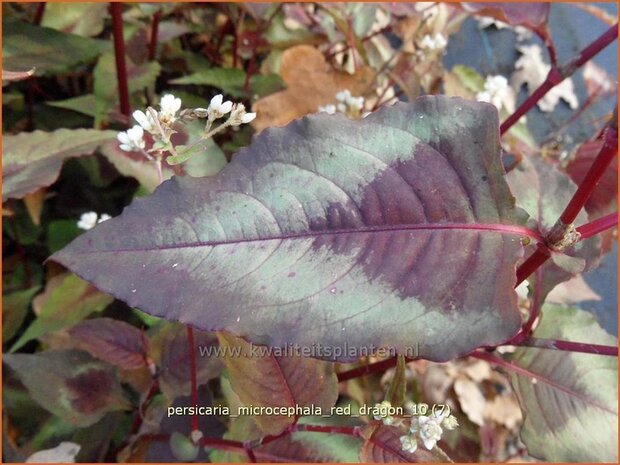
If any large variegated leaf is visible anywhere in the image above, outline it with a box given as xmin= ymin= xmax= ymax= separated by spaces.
xmin=508 ymin=304 xmax=617 ymax=462
xmin=53 ymin=96 xmax=526 ymax=362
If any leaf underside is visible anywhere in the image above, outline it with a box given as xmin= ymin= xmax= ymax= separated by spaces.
xmin=53 ymin=96 xmax=524 ymax=362
xmin=509 ymin=304 xmax=618 ymax=462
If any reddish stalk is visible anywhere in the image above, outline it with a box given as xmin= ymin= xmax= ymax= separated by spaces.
xmin=515 ymin=244 xmax=551 ymax=288
xmin=577 ymin=212 xmax=618 ymax=239
xmin=33 ymin=2 xmax=46 ymax=25
xmin=560 ymin=122 xmax=618 ymax=224
xmin=500 ymin=23 xmax=618 ymax=135
xmin=110 ymin=2 xmax=131 ymax=118
xmin=148 ymin=10 xmax=162 ymax=61
xmin=186 ymin=326 xmax=200 ymax=434
xmin=518 ymin=337 xmax=618 ymax=356
xmin=515 ymin=113 xmax=617 ymax=286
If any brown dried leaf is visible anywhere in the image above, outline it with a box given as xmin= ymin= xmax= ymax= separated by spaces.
xmin=454 ymin=377 xmax=486 ymax=426
xmin=252 ymin=45 xmax=374 ymax=132
xmin=483 ymin=395 xmax=523 ymax=430
xmin=22 ymin=189 xmax=46 ymax=226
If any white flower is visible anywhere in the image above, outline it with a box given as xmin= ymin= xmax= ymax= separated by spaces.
xmin=132 ymin=109 xmax=157 ymax=133
xmin=420 ymin=33 xmax=447 ymax=51
xmin=417 ymin=415 xmax=443 ymax=450
xmin=228 ymin=103 xmax=256 ymax=126
xmin=400 ymin=435 xmax=418 ymax=454
xmin=77 ymin=212 xmax=98 ymax=230
xmin=78 ymin=212 xmax=111 ymax=230
xmin=373 ymin=400 xmax=392 ymax=421
xmin=117 ymin=125 xmax=145 ymax=152
xmin=159 ymin=94 xmax=182 ymax=124
xmin=336 ymin=90 xmax=352 ymax=102
xmin=240 ymin=112 xmax=256 ymax=124
xmin=318 ymin=104 xmax=336 ymax=114
xmin=208 ymin=94 xmax=233 ymax=120
xmin=347 ymin=96 xmax=365 ymax=111
xmin=476 ymin=75 xmax=510 ymax=111
xmin=26 ymin=441 xmax=80 ymax=463
xmin=442 ymin=414 xmax=459 ymax=430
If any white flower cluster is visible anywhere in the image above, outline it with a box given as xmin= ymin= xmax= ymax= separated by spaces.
xmin=116 ymin=93 xmax=256 ymax=160
xmin=399 ymin=408 xmax=458 ymax=454
xmin=77 ymin=211 xmax=111 ymax=230
xmin=318 ymin=89 xmax=366 ymax=118
xmin=370 ymin=400 xmax=458 ymax=455
xmin=476 ymin=75 xmax=510 ymax=110
xmin=419 ymin=33 xmax=447 ymax=51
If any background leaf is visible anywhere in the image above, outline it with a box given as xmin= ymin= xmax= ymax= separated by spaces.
xmin=10 ymin=273 xmax=113 ymax=352
xmin=69 ymin=318 xmax=148 ymax=370
xmin=2 ymin=20 xmax=108 ymax=76
xmin=2 ymin=128 xmax=116 ymax=202
xmin=53 ymin=97 xmax=525 ymax=363
xmin=218 ymin=332 xmax=339 ymax=436
xmin=508 ymin=304 xmax=618 ymax=461
xmin=149 ymin=323 xmax=222 ymax=400
xmin=4 ymin=349 xmax=131 ymax=427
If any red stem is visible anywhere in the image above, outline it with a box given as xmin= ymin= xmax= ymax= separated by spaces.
xmin=501 ymin=23 xmax=618 ymax=135
xmin=519 ymin=337 xmax=618 ymax=356
xmin=508 ymin=269 xmax=543 ymax=344
xmin=186 ymin=326 xmax=199 ymax=433
xmin=33 ymin=2 xmax=46 ymax=25
xmin=577 ymin=212 xmax=618 ymax=239
xmin=148 ymin=10 xmax=162 ymax=61
xmin=515 ymin=115 xmax=617 ymax=286
xmin=110 ymin=2 xmax=131 ymax=118
xmin=515 ymin=244 xmax=551 ymax=288
xmin=560 ymin=124 xmax=618 ymax=224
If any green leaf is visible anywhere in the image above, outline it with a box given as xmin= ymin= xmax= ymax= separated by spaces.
xmin=385 ymin=355 xmax=407 ymax=408
xmin=171 ymin=68 xmax=246 ymax=95
xmin=218 ymin=332 xmax=339 ymax=435
xmin=171 ymin=68 xmax=284 ymax=98
xmin=2 ymin=20 xmax=108 ymax=76
xmin=4 ymin=349 xmax=131 ymax=427
xmin=2 ymin=128 xmax=116 ymax=202
xmin=41 ymin=2 xmax=108 ymax=37
xmin=508 ymin=304 xmax=617 ymax=462
xmin=53 ymin=97 xmax=526 ymax=363
xmin=47 ymin=94 xmax=97 ymax=118
xmin=169 ymin=432 xmax=199 ymax=461
xmin=10 ymin=273 xmax=113 ymax=352
xmin=166 ymin=145 xmax=200 ymax=166
xmin=2 ymin=286 xmax=40 ymax=342
xmin=93 ymin=53 xmax=161 ymax=126
xmin=47 ymin=219 xmax=82 ymax=253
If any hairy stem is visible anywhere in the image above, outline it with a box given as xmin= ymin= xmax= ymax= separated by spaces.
xmin=110 ymin=2 xmax=131 ymax=117
xmin=500 ymin=23 xmax=618 ymax=134
xmin=577 ymin=212 xmax=618 ymax=239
